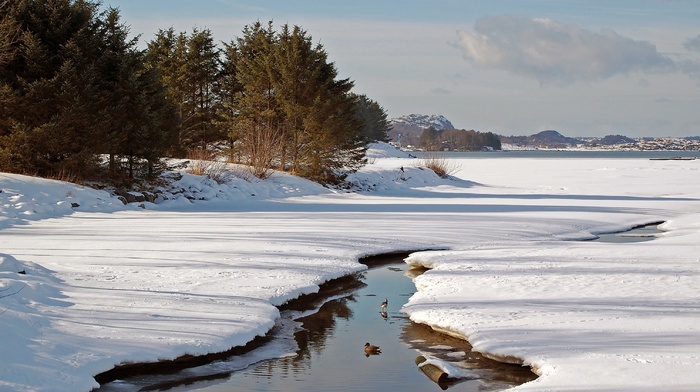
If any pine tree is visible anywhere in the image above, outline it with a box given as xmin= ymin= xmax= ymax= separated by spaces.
xmin=146 ymin=27 xmax=223 ymax=153
xmin=301 ymin=62 xmax=366 ymax=181
xmin=0 ymin=0 xmax=19 ymax=154
xmin=145 ymin=28 xmax=189 ymax=154
xmin=0 ymin=0 xmax=179 ymax=181
xmin=0 ymin=0 xmax=107 ymax=177
xmin=98 ymin=9 xmax=179 ymax=181
xmin=220 ymin=21 xmax=367 ymax=182
xmin=184 ymin=28 xmax=222 ymax=149
xmin=216 ymin=40 xmax=244 ymax=159
xmin=271 ymin=24 xmax=320 ymax=173
xmin=0 ymin=0 xmax=19 ymax=67
xmin=226 ymin=21 xmax=281 ymax=177
xmin=352 ymin=93 xmax=391 ymax=143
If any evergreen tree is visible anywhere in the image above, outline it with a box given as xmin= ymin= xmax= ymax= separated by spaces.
xmin=0 ymin=0 xmax=179 ymax=181
xmin=0 ymin=0 xmax=19 ymax=159
xmin=352 ymin=93 xmax=391 ymax=143
xmin=146 ymin=27 xmax=223 ymax=153
xmin=216 ymin=39 xmax=244 ymax=158
xmin=300 ymin=53 xmax=365 ymax=181
xmin=182 ymin=28 xmax=221 ymax=149
xmin=223 ymin=21 xmax=366 ymax=182
xmin=225 ymin=21 xmax=281 ymax=177
xmin=99 ymin=11 xmax=179 ymax=181
xmin=145 ymin=27 xmax=189 ymax=154
xmin=0 ymin=0 xmax=107 ymax=176
xmin=0 ymin=0 xmax=19 ymax=67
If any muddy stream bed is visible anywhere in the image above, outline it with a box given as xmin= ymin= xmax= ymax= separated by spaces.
xmin=96 ymin=254 xmax=537 ymax=391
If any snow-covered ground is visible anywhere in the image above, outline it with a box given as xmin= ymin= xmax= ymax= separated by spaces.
xmin=1 ymin=143 xmax=699 ymax=391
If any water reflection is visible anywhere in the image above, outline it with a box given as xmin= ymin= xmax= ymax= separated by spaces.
xmin=291 ymin=295 xmax=356 ymax=373
xmin=96 ymin=260 xmax=537 ymax=391
xmin=402 ymin=322 xmax=537 ymax=389
xmin=592 ymin=222 xmax=664 ymax=243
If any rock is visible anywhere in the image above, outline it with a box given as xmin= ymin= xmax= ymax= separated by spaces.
xmin=142 ymin=191 xmax=156 ymax=203
xmin=115 ymin=190 xmax=145 ymax=203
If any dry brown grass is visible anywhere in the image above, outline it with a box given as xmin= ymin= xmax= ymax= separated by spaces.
xmin=418 ymin=152 xmax=458 ymax=178
xmin=186 ymin=149 xmax=232 ymax=184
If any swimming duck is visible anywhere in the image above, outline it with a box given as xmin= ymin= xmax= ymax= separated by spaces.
xmin=364 ymin=342 xmax=382 ymax=356
xmin=380 ymin=298 xmax=388 ymax=309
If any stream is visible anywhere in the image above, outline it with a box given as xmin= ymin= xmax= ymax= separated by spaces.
xmin=97 ymin=256 xmax=537 ymax=391
xmin=591 ymin=222 xmax=664 ymax=243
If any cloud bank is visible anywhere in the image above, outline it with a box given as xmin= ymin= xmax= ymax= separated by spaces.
xmin=684 ymin=34 xmax=700 ymax=53
xmin=455 ymin=16 xmax=677 ymax=84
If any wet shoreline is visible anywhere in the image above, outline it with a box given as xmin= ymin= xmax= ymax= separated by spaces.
xmin=93 ymin=270 xmax=366 ymax=387
xmin=93 ymin=251 xmax=537 ymax=391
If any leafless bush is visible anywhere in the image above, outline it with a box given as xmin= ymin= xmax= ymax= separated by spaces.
xmin=186 ymin=149 xmax=232 ymax=184
xmin=228 ymin=165 xmax=256 ymax=182
xmin=239 ymin=125 xmax=282 ymax=180
xmin=418 ymin=152 xmax=458 ymax=178
xmin=48 ymin=169 xmax=80 ymax=184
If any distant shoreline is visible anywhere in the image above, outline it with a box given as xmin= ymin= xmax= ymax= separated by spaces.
xmin=407 ymin=149 xmax=700 ymax=159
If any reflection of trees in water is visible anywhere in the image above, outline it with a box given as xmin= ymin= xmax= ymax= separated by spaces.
xmin=252 ymin=275 xmax=361 ymax=379
xmin=401 ymin=322 xmax=538 ymax=387
xmin=294 ymin=296 xmax=355 ymax=363
xmin=97 ymin=261 xmax=539 ymax=390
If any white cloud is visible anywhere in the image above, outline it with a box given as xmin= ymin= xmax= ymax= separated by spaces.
xmin=684 ymin=34 xmax=700 ymax=52
xmin=454 ymin=16 xmax=677 ymax=85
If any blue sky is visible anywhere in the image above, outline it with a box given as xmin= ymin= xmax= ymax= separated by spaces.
xmin=105 ymin=1 xmax=700 ymax=137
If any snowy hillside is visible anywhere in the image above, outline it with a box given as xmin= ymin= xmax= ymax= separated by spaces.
xmin=387 ymin=114 xmax=455 ymax=147
xmin=389 ymin=114 xmax=455 ymax=131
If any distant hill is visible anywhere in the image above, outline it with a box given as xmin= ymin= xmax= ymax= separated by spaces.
xmin=501 ymin=130 xmax=587 ymax=148
xmin=389 ymin=119 xmax=700 ymax=151
xmin=388 ymin=114 xmax=455 ymax=147
xmin=594 ymin=134 xmax=637 ymax=145
xmin=529 ymin=130 xmax=584 ymax=146
xmin=500 ymin=131 xmax=647 ymax=148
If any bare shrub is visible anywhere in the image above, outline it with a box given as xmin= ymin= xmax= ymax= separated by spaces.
xmin=227 ymin=165 xmax=256 ymax=182
xmin=239 ymin=125 xmax=282 ymax=180
xmin=186 ymin=149 xmax=232 ymax=184
xmin=48 ymin=169 xmax=80 ymax=184
xmin=418 ymin=152 xmax=458 ymax=178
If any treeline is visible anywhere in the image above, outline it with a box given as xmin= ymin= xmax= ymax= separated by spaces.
xmin=0 ymin=0 xmax=391 ymax=184
xmin=418 ymin=128 xmax=501 ymax=151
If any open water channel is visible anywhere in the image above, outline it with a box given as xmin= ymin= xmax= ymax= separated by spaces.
xmin=591 ymin=222 xmax=664 ymax=243
xmin=97 ymin=255 xmax=537 ymax=391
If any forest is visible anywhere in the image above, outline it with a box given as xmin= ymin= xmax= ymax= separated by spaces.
xmin=418 ymin=127 xmax=501 ymax=151
xmin=0 ymin=0 xmax=391 ymax=185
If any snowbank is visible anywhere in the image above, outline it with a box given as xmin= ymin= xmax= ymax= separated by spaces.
xmin=1 ymin=144 xmax=699 ymax=391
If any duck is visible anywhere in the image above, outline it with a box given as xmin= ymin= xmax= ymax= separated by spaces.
xmin=380 ymin=298 xmax=388 ymax=309
xmin=379 ymin=311 xmax=388 ymax=319
xmin=364 ymin=342 xmax=382 ymax=356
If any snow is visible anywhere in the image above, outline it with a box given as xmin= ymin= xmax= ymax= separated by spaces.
xmin=417 ymin=355 xmax=470 ymax=379
xmin=1 ymin=143 xmax=700 ymax=391
xmin=390 ymin=114 xmax=455 ymax=130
